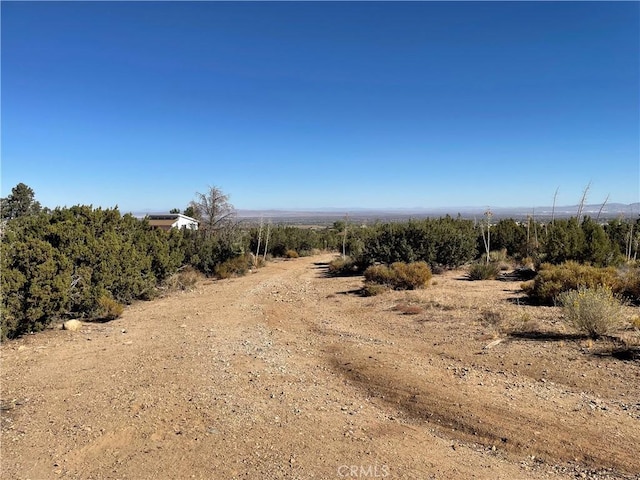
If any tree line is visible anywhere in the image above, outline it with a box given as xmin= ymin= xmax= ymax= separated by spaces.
xmin=1 ymin=183 xmax=638 ymax=338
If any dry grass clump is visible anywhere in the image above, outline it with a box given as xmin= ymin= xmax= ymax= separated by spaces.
xmin=488 ymin=249 xmax=512 ymax=271
xmin=468 ymin=262 xmax=501 ymax=280
xmin=617 ymin=264 xmax=640 ymax=304
xmin=480 ymin=308 xmax=503 ymax=326
xmin=162 ymin=266 xmax=205 ymax=292
xmin=249 ymin=254 xmax=266 ymax=269
xmin=557 ymin=285 xmax=625 ymax=339
xmin=361 ymin=283 xmax=387 ymax=297
xmin=327 ymin=256 xmax=360 ymax=276
xmin=215 ymin=255 xmax=252 ymax=279
xmin=97 ymin=295 xmax=124 ymax=320
xmin=364 ymin=262 xmax=432 ymax=291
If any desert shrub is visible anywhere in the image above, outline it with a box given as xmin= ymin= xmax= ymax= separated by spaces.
xmin=214 ymin=254 xmax=251 ymax=279
xmin=364 ymin=261 xmax=432 ymax=290
xmin=361 ymin=284 xmax=387 ymax=296
xmin=162 ymin=266 xmax=203 ymax=292
xmin=617 ymin=264 xmax=640 ymax=304
xmin=480 ymin=308 xmax=503 ymax=328
xmin=327 ymin=256 xmax=361 ymax=276
xmin=521 ymin=261 xmax=619 ymax=305
xmin=364 ymin=265 xmax=394 ymax=285
xmin=97 ymin=295 xmax=124 ymax=320
xmin=557 ymin=285 xmax=625 ymax=339
xmin=251 ymin=255 xmax=266 ymax=268
xmin=487 ymin=249 xmax=512 ymax=271
xmin=488 ymin=248 xmax=508 ymax=263
xmin=468 ymin=262 xmax=501 ymax=280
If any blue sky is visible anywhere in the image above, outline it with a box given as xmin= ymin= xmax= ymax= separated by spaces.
xmin=2 ymin=1 xmax=638 ymax=213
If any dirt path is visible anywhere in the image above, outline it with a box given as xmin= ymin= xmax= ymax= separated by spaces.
xmin=2 ymin=254 xmax=639 ymax=479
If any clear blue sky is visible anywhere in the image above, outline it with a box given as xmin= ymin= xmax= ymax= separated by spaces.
xmin=2 ymin=1 xmax=638 ymax=213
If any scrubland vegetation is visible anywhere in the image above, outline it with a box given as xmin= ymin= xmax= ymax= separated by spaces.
xmin=1 ymin=183 xmax=638 ymax=340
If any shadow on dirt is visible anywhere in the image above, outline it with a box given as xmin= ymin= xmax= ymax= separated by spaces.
xmin=505 ymin=296 xmax=538 ymax=306
xmin=337 ymin=288 xmax=368 ymax=296
xmin=508 ymin=331 xmax=587 ymax=342
xmin=588 ymin=339 xmax=640 ymax=362
xmin=593 ymin=347 xmax=640 ymax=361
xmin=77 ymin=316 xmax=115 ymax=324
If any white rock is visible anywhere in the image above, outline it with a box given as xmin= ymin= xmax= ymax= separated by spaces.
xmin=63 ymin=320 xmax=82 ymax=332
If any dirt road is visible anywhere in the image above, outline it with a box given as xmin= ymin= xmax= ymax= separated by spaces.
xmin=2 ymin=254 xmax=639 ymax=479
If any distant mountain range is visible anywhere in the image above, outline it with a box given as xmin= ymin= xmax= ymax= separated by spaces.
xmin=235 ymin=203 xmax=639 ymax=223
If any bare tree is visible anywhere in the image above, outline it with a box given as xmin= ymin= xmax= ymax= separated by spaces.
xmin=576 ymin=181 xmax=592 ymax=221
xmin=255 ymin=216 xmax=263 ymax=258
xmin=596 ymin=194 xmax=610 ymax=222
xmin=481 ymin=208 xmax=492 ymax=265
xmin=189 ymin=186 xmax=236 ymax=236
xmin=342 ymin=213 xmax=349 ymax=258
xmin=551 ymin=186 xmax=559 ymax=226
xmin=627 ymin=222 xmax=636 ymax=261
xmin=263 ymin=221 xmax=271 ymax=261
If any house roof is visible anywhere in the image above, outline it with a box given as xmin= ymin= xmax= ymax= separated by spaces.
xmin=147 ymin=219 xmax=178 ymax=228
xmin=147 ymin=213 xmax=198 ymax=223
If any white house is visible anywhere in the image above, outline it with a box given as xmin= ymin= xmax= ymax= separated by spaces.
xmin=146 ymin=213 xmax=199 ymax=231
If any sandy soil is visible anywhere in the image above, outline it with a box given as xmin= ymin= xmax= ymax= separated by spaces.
xmin=2 ymin=254 xmax=639 ymax=480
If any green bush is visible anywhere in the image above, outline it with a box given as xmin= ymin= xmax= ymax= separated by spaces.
xmin=557 ymin=285 xmax=625 ymax=339
xmin=360 ymin=217 xmax=477 ymax=268
xmin=0 ymin=204 xmax=188 ymax=339
xmin=364 ymin=261 xmax=432 ymax=290
xmin=183 ymin=229 xmax=239 ymax=277
xmin=468 ymin=262 xmax=501 ymax=280
xmin=1 ymin=233 xmax=71 ymax=337
xmin=521 ymin=261 xmax=619 ymax=305
xmin=490 ymin=220 xmax=528 ymax=259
